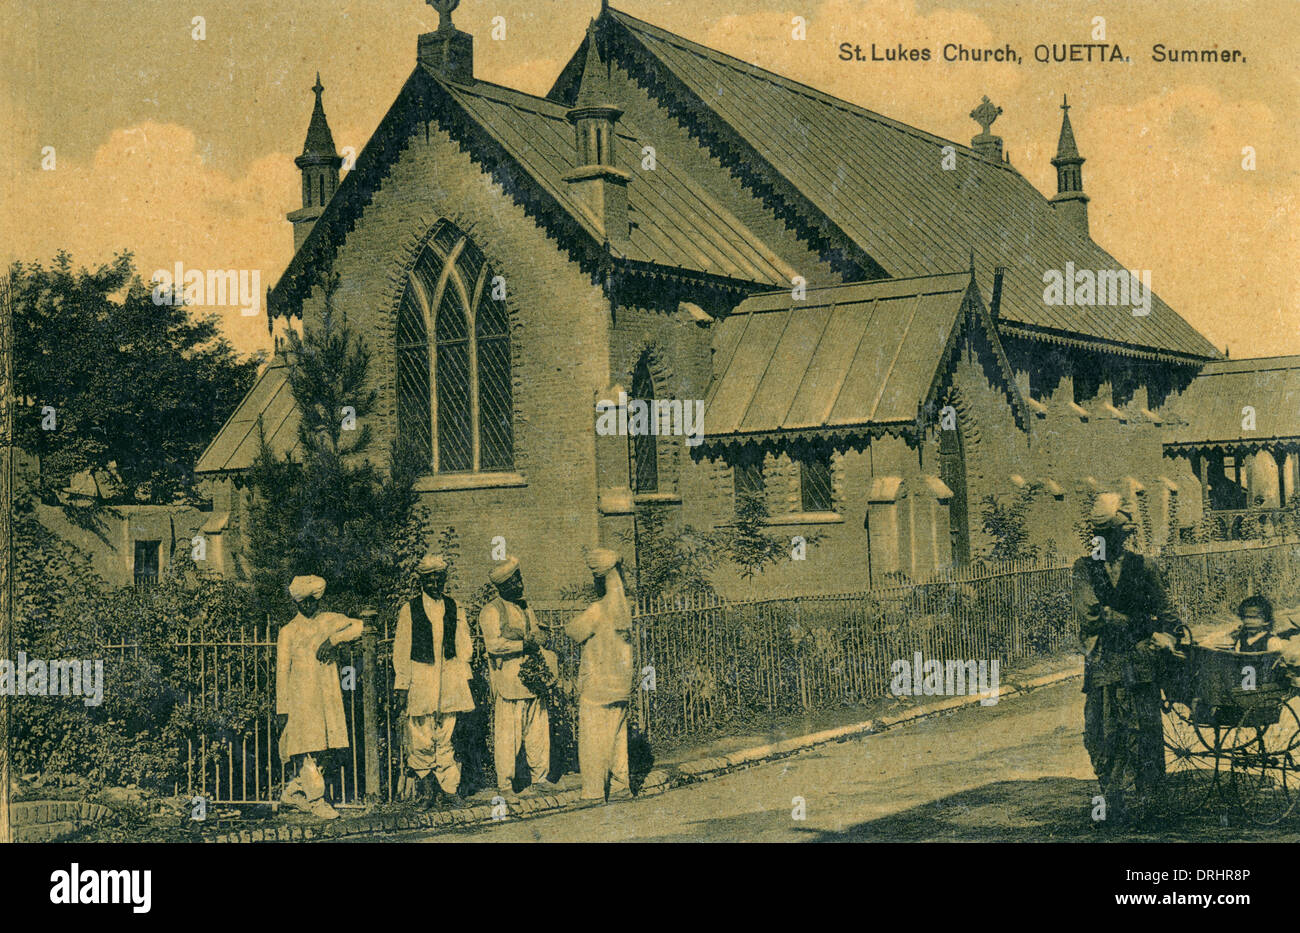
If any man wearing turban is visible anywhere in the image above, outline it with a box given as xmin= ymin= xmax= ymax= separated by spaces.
xmin=393 ymin=553 xmax=474 ymax=806
xmin=566 ymin=548 xmax=635 ymax=802
xmin=479 ymin=556 xmax=553 ymax=795
xmin=1073 ymin=493 xmax=1181 ymax=827
xmin=276 ymin=575 xmax=366 ymax=819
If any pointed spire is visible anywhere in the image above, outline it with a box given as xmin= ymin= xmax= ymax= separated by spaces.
xmin=573 ymin=22 xmax=616 ymax=110
xmin=1055 ymin=94 xmax=1079 ymax=160
xmin=290 ymin=73 xmax=344 ymax=251
xmin=1050 ymin=93 xmax=1089 ymax=237
xmin=301 ymin=73 xmax=338 ymax=159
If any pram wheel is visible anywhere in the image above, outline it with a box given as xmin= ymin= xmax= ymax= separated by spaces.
xmin=1161 ymin=699 xmax=1221 ymax=816
xmin=1230 ymin=698 xmax=1300 ymax=826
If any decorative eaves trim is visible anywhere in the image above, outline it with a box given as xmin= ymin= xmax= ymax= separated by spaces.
xmin=997 ymin=320 xmax=1217 ymax=367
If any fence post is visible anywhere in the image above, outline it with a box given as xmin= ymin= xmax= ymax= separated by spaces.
xmin=360 ymin=609 xmax=380 ymax=805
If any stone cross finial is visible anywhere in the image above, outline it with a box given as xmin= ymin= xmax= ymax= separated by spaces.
xmin=970 ymin=96 xmax=1002 ymax=135
xmin=427 ymin=0 xmax=460 ymax=31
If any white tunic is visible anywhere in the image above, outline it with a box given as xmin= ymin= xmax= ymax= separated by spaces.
xmin=566 ymin=590 xmax=634 ymax=705
xmin=480 ymin=598 xmax=549 ymax=701
xmin=276 ymin=611 xmax=363 ymax=762
xmin=392 ymin=594 xmax=475 ymax=715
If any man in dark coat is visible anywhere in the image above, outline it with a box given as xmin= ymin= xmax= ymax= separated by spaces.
xmin=1074 ymin=493 xmax=1181 ymax=826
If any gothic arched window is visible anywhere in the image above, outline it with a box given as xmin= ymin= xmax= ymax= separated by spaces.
xmin=630 ymin=356 xmax=658 ymax=493
xmin=395 ymin=223 xmax=514 ymax=474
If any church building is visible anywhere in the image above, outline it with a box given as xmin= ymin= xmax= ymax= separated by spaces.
xmin=196 ymin=2 xmax=1237 ymax=597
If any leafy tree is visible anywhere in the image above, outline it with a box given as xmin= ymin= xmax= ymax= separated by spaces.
xmin=714 ymin=489 xmax=796 ymax=580
xmin=980 ymin=483 xmax=1041 ymax=562
xmin=11 ymin=488 xmax=257 ymax=793
xmin=620 ymin=503 xmax=716 ymax=603
xmin=9 ymin=251 xmax=262 ymax=503
xmin=621 ymin=490 xmax=824 ymax=602
xmin=244 ymin=276 xmax=426 ymax=618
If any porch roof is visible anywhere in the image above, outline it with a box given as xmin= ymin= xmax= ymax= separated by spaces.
xmin=195 ymin=357 xmax=299 ymax=474
xmin=1164 ymin=355 xmax=1300 ymax=454
xmin=700 ymin=271 xmax=981 ymax=450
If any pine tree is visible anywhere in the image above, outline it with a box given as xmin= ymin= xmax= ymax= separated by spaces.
xmin=245 ymin=275 xmax=426 ymax=617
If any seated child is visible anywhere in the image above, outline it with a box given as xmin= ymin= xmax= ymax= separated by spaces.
xmin=1205 ymin=596 xmax=1300 ymax=684
xmin=1220 ymin=595 xmax=1283 ymax=653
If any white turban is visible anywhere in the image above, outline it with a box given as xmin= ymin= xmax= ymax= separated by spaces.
xmin=488 ymin=556 xmax=520 ymax=585
xmin=586 ymin=548 xmax=621 ymax=575
xmin=1089 ymin=493 xmax=1133 ymax=531
xmin=288 ymin=575 xmax=326 ymax=601
xmin=416 ymin=553 xmax=448 ymax=575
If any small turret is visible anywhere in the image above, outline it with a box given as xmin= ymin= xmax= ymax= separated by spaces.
xmin=561 ymin=22 xmax=631 ymax=244
xmin=287 ymin=74 xmax=343 ymax=251
xmin=1050 ymin=94 xmax=1090 ymax=238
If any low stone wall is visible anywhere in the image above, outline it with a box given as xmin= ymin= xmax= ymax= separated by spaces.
xmin=11 ymin=800 xmax=112 ymax=842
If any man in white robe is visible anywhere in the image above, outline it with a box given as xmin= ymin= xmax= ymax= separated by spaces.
xmin=276 ymin=575 xmax=365 ymax=819
xmin=393 ymin=553 xmax=474 ymax=805
xmin=566 ymin=549 xmax=635 ymax=801
xmin=479 ymin=556 xmax=553 ymax=795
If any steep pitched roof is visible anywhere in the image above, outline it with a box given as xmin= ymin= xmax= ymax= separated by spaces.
xmin=1163 ymin=355 xmax=1300 ymax=453
xmin=701 ymin=271 xmax=1024 ymax=450
xmin=195 ymin=358 xmax=299 ymax=473
xmin=269 ymin=58 xmax=795 ymax=319
xmin=556 ymin=8 xmax=1217 ymax=363
xmin=441 ymin=78 xmax=796 ymax=284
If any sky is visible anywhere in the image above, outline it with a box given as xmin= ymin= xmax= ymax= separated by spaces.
xmin=2 ymin=0 xmax=1295 ymax=359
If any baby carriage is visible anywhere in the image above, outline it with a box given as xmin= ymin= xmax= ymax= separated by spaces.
xmin=1160 ymin=625 xmax=1300 ymax=825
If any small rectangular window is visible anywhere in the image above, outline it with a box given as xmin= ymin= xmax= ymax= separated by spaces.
xmin=800 ymin=454 xmax=833 ymax=512
xmin=134 ymin=540 xmax=161 ymax=589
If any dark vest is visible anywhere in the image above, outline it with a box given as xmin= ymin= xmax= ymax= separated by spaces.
xmin=410 ymin=594 xmax=458 ymax=664
xmin=1083 ymin=552 xmax=1162 ymax=641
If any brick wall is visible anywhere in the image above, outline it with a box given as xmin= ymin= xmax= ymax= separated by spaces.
xmin=294 ymin=116 xmax=616 ymax=598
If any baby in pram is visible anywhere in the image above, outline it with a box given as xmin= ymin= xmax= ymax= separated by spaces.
xmin=1203 ymin=596 xmax=1300 ymax=684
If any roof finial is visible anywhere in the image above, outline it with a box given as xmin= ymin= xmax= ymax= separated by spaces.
xmin=970 ymin=95 xmax=1001 ymax=136
xmin=1061 ymin=93 xmax=1070 ymax=114
xmin=427 ymin=0 xmax=460 ymax=32
xmin=312 ymin=72 xmax=324 ymax=103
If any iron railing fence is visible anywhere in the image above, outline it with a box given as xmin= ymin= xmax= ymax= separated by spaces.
xmin=100 ymin=540 xmax=1300 ymax=805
